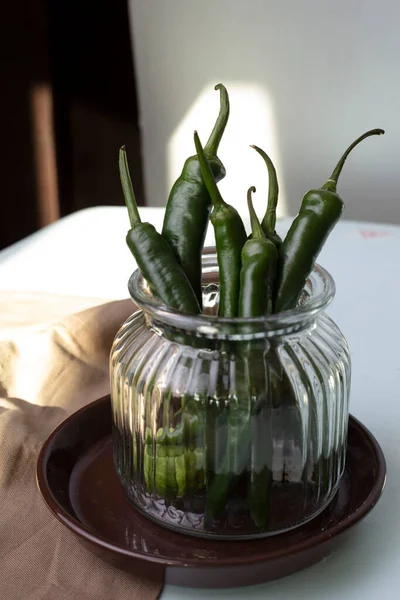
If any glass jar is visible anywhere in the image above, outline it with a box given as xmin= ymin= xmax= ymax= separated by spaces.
xmin=110 ymin=254 xmax=350 ymax=540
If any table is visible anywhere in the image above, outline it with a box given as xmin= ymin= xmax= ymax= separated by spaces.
xmin=1 ymin=207 xmax=398 ymax=599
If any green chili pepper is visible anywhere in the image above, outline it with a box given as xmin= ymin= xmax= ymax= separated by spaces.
xmin=194 ymin=131 xmax=247 ymax=318
xmin=250 ymin=145 xmax=282 ymax=248
xmin=239 ymin=187 xmax=278 ymax=317
xmin=156 ymin=431 xmax=177 ymax=497
xmin=162 ymin=84 xmax=230 ymax=306
xmin=203 ymin=188 xmax=277 ymax=523
xmin=143 ymin=427 xmax=154 ymax=493
xmin=144 ymin=427 xmax=167 ymax=495
xmin=275 ymin=128 xmax=385 ymax=313
xmin=249 ymin=399 xmax=273 ymax=530
xmin=205 ymin=407 xmax=251 ymax=522
xmin=119 ymin=147 xmax=201 ymax=315
xmin=238 ymin=188 xmax=277 ymax=528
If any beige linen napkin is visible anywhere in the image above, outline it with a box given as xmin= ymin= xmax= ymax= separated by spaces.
xmin=0 ymin=292 xmax=163 ymax=600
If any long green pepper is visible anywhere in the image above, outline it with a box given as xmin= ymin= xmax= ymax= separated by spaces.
xmin=205 ymin=189 xmax=279 ymax=523
xmin=239 ymin=187 xmax=278 ymax=318
xmin=275 ymin=128 xmax=385 ymax=312
xmin=119 ymin=147 xmax=201 ymax=314
xmin=194 ymin=131 xmax=247 ymax=318
xmin=240 ymin=188 xmax=278 ymax=528
xmin=162 ymin=84 xmax=230 ymax=306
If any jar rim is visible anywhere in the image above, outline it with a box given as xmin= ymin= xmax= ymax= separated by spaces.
xmin=128 ymin=251 xmax=336 ymax=338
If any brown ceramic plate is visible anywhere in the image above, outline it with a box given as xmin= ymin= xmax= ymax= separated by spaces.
xmin=37 ymin=395 xmax=386 ymax=588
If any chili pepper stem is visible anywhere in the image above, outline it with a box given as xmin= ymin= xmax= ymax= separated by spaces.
xmin=323 ymin=128 xmax=385 ymax=192
xmin=247 ymin=187 xmax=264 ymax=239
xmin=194 ymin=131 xmax=227 ymax=210
xmin=204 ymin=84 xmax=230 ymax=156
xmin=119 ymin=146 xmax=141 ymax=227
xmin=250 ymin=145 xmax=279 ymax=235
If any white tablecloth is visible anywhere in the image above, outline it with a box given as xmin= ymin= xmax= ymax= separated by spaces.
xmin=1 ymin=207 xmax=398 ymax=600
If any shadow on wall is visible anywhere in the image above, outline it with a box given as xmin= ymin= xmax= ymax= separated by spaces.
xmin=128 ymin=0 xmax=396 ymax=224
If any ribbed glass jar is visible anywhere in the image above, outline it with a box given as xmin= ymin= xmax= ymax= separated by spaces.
xmin=110 ymin=254 xmax=351 ymax=539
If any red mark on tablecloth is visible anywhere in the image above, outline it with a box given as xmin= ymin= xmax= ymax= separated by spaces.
xmin=359 ymin=230 xmax=391 ymax=239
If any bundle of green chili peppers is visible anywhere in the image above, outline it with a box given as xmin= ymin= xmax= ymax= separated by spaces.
xmin=118 ymin=82 xmax=384 ymax=523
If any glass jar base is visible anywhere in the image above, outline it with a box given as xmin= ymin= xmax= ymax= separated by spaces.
xmin=119 ymin=478 xmax=341 ymax=541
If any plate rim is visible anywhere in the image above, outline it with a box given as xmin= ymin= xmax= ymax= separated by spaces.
xmin=36 ymin=395 xmax=387 ymax=569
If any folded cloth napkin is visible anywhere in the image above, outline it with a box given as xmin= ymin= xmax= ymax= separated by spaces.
xmin=0 ymin=292 xmax=163 ymax=600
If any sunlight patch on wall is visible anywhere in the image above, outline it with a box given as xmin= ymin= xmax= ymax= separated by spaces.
xmin=167 ymin=82 xmax=287 ymax=232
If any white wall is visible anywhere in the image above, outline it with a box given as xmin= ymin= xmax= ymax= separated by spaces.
xmin=128 ymin=0 xmax=399 ymax=224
